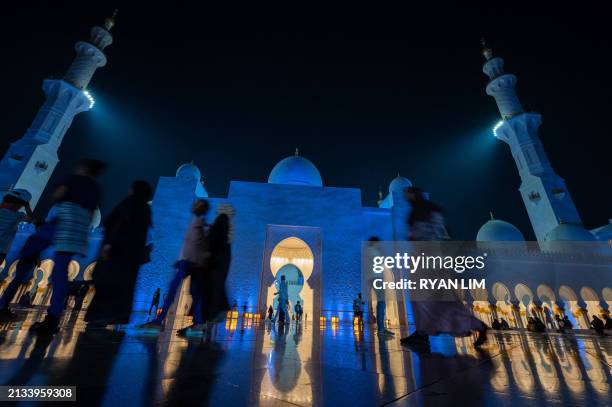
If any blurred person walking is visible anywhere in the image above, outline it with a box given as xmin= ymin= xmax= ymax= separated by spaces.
xmin=143 ymin=199 xmax=209 ymax=328
xmin=30 ymin=158 xmax=106 ymax=334
xmin=400 ymin=186 xmax=487 ymax=350
xmin=85 ymin=181 xmax=153 ymax=327
xmin=178 ymin=213 xmax=231 ymax=336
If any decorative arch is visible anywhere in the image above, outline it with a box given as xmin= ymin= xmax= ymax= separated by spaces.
xmin=267 ymin=237 xmax=315 ymax=319
xmin=580 ymin=286 xmax=601 ymax=318
xmin=514 ymin=283 xmax=534 ymax=326
xmin=603 ymin=287 xmax=612 ymax=310
xmin=270 ymin=237 xmax=314 ymax=280
xmin=68 ymin=261 xmax=80 ymax=282
xmin=537 ymin=284 xmax=556 ymax=304
xmin=83 ymin=262 xmax=96 ymax=281
xmin=558 ymin=285 xmax=584 ymax=329
xmin=559 ymin=285 xmax=578 ymax=302
xmin=492 ymin=282 xmax=512 ymax=303
xmin=514 ymin=284 xmax=534 ymax=307
xmin=31 ymin=260 xmax=54 ymax=305
xmin=491 ymin=282 xmax=515 ymax=327
xmin=0 ymin=261 xmax=20 ymax=297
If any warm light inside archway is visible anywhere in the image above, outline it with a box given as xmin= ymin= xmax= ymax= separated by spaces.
xmin=270 ymin=237 xmax=313 ymax=280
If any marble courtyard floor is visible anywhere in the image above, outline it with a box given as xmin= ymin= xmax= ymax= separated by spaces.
xmin=0 ymin=309 xmax=610 ymax=406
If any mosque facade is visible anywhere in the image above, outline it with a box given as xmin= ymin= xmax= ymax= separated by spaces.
xmin=0 ymin=17 xmax=611 ymax=329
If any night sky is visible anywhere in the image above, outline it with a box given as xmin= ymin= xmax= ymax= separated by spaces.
xmin=1 ymin=4 xmax=610 ymax=239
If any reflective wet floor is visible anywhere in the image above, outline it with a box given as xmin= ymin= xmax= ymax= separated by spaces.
xmin=0 ymin=309 xmax=610 ymax=406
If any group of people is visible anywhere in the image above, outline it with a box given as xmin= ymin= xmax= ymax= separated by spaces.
xmin=264 ymin=280 xmax=304 ymax=324
xmin=490 ymin=318 xmax=511 ymax=330
xmin=0 ymin=159 xmax=108 ymax=334
xmin=137 ymin=198 xmax=231 ymax=336
xmin=1 ymin=166 xmax=608 ymax=344
xmin=0 ymin=158 xmax=232 ymax=337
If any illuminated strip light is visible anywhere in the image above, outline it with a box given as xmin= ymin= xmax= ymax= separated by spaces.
xmin=83 ymin=90 xmax=95 ymax=109
xmin=493 ymin=120 xmax=503 ymax=138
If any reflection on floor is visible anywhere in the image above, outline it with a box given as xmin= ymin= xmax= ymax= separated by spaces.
xmin=0 ymin=309 xmax=610 ymax=406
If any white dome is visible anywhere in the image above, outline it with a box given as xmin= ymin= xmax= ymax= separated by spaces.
xmin=593 ymin=220 xmax=612 ymax=242
xmin=543 ymin=223 xmax=598 ymax=253
xmin=268 ymin=152 xmax=322 ymax=187
xmin=545 ymin=223 xmax=596 ymax=242
xmin=476 ymin=217 xmax=524 ymax=241
xmin=176 ymin=162 xmax=201 ymax=180
xmin=389 ymin=175 xmax=412 ymax=193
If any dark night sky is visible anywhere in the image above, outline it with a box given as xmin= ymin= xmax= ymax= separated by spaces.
xmin=1 ymin=4 xmax=610 ymax=239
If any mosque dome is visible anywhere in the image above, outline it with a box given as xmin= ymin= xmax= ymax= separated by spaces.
xmin=476 ymin=215 xmax=525 ymax=241
xmin=389 ymin=175 xmax=412 ymax=193
xmin=268 ymin=150 xmax=323 ymax=187
xmin=593 ymin=220 xmax=612 ymax=242
xmin=545 ymin=223 xmax=596 ymax=242
xmin=542 ymin=222 xmax=598 ymax=253
xmin=176 ymin=162 xmax=201 ymax=180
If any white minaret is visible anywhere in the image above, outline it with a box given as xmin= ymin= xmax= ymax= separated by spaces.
xmin=482 ymin=40 xmax=582 ymax=242
xmin=0 ymin=11 xmax=117 ymax=208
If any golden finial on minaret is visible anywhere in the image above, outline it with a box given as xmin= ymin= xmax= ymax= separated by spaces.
xmin=104 ymin=9 xmax=118 ymax=31
xmin=295 ymin=148 xmax=299 ymax=156
xmin=489 ymin=211 xmax=495 ymax=220
xmin=481 ymin=37 xmax=493 ymax=61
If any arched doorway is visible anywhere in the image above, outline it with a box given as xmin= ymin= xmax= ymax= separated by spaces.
xmin=514 ymin=283 xmax=534 ymax=327
xmin=265 ymin=237 xmax=314 ymax=321
xmin=559 ymin=285 xmax=582 ymax=329
xmin=580 ymin=286 xmax=601 ymax=319
xmin=492 ymin=282 xmax=515 ymax=327
xmin=537 ymin=284 xmax=557 ymax=328
xmin=30 ymin=260 xmax=54 ymax=306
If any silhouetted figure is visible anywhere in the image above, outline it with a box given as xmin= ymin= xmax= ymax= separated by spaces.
xmin=145 ymin=199 xmax=209 ymax=329
xmin=491 ymin=318 xmax=501 ymax=330
xmin=294 ymin=300 xmax=303 ymax=322
xmin=267 ymin=305 xmax=274 ymax=320
xmin=604 ymin=315 xmax=612 ymax=330
xmin=0 ymin=189 xmax=34 ymax=320
xmin=0 ymin=188 xmax=33 ymax=265
xmin=242 ymin=302 xmax=247 ymax=314
xmin=555 ymin=314 xmax=564 ymax=331
xmin=201 ymin=214 xmax=231 ymax=321
xmin=232 ymin=299 xmax=238 ymax=311
xmin=527 ymin=316 xmax=545 ymax=332
xmin=400 ymin=187 xmax=487 ymax=349
xmin=499 ymin=318 xmax=510 ymax=330
xmin=353 ymin=293 xmax=365 ymax=325
xmin=149 ymin=288 xmax=161 ymax=316
xmin=32 ymin=158 xmax=106 ymax=334
xmin=73 ymin=283 xmax=89 ymax=311
xmin=85 ymin=181 xmax=153 ymax=327
xmin=273 ymin=275 xmax=289 ymax=324
xmin=590 ymin=315 xmax=605 ymax=336
xmin=563 ymin=315 xmax=573 ymax=330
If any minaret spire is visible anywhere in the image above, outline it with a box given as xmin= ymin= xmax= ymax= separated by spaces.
xmin=0 ymin=12 xmax=116 ymax=207
xmin=482 ymin=41 xmax=583 ymax=242
xmin=481 ymin=39 xmax=523 ymax=119
xmin=481 ymin=38 xmax=493 ymax=60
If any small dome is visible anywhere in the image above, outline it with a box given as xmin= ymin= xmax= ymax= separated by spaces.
xmin=268 ymin=151 xmax=322 ymax=187
xmin=477 ymin=217 xmax=525 ymax=241
xmin=543 ymin=223 xmax=598 ymax=253
xmin=545 ymin=223 xmax=596 ymax=242
xmin=593 ymin=220 xmax=612 ymax=242
xmin=389 ymin=175 xmax=412 ymax=193
xmin=176 ymin=162 xmax=201 ymax=180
